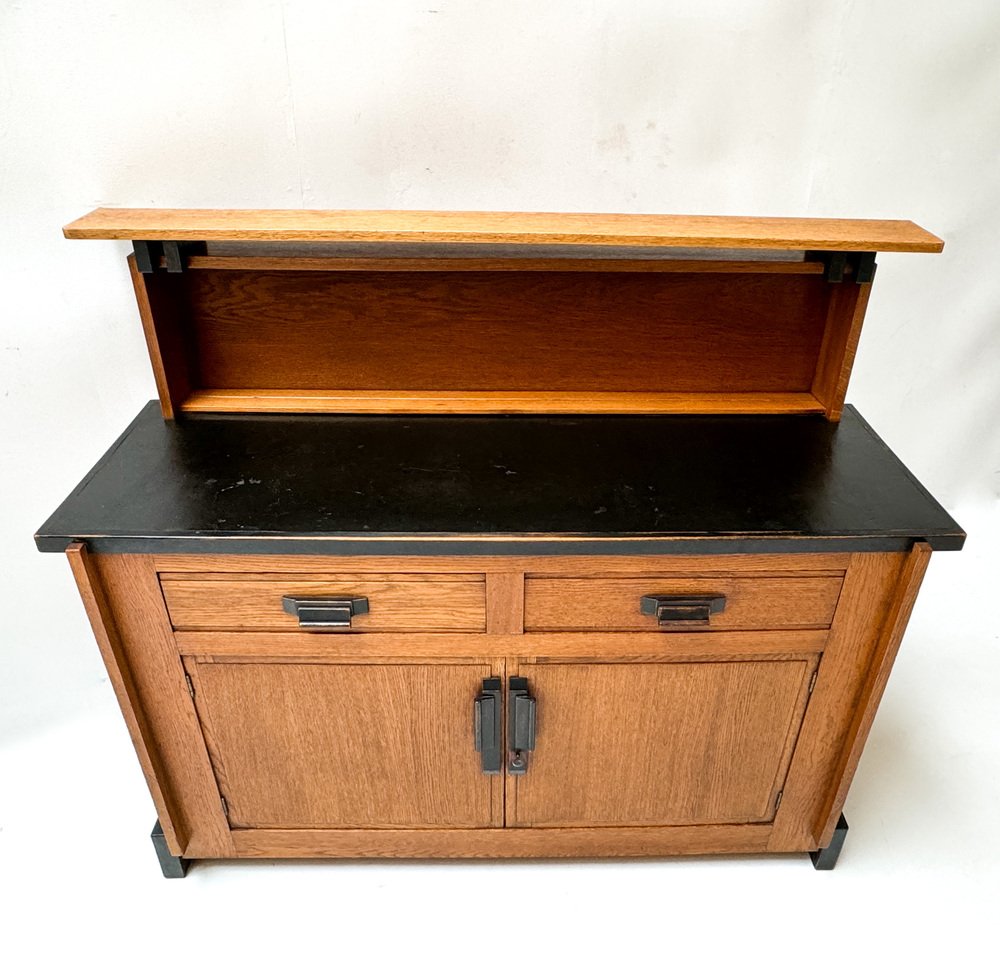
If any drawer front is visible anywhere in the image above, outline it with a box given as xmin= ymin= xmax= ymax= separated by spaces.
xmin=524 ymin=575 xmax=843 ymax=631
xmin=161 ymin=573 xmax=486 ymax=632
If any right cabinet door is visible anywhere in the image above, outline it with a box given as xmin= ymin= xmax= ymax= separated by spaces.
xmin=507 ymin=658 xmax=818 ymax=828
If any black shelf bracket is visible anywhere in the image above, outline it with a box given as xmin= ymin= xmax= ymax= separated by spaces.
xmin=808 ymin=251 xmax=878 ymax=284
xmin=133 ymin=240 xmax=206 ymax=274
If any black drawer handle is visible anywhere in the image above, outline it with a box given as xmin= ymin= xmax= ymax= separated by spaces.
xmin=640 ymin=593 xmax=726 ymax=629
xmin=281 ymin=595 xmax=369 ymax=632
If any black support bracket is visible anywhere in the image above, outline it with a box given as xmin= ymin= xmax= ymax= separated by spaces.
xmin=808 ymin=251 xmax=878 ymax=284
xmin=132 ymin=240 xmax=161 ymax=274
xmin=133 ymin=240 xmax=206 ymax=273
xmin=151 ymin=819 xmax=189 ymax=878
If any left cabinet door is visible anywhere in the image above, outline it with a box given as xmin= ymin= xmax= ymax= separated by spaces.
xmin=184 ymin=659 xmax=500 ymax=829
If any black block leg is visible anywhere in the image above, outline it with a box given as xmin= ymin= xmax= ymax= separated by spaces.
xmin=151 ymin=819 xmax=190 ymax=878
xmin=810 ymin=813 xmax=849 ymax=870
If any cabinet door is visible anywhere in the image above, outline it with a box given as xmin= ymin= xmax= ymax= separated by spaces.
xmin=186 ymin=660 xmax=500 ymax=829
xmin=508 ymin=659 xmax=817 ymax=828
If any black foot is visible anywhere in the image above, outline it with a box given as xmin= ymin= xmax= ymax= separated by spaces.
xmin=810 ymin=813 xmax=849 ymax=870
xmin=151 ymin=819 xmax=190 ymax=878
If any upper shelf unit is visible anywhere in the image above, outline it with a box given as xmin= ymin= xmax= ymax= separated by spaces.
xmin=63 ymin=209 xmax=944 ymax=420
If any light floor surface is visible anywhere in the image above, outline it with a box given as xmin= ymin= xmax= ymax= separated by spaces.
xmin=2 ymin=503 xmax=997 ymax=961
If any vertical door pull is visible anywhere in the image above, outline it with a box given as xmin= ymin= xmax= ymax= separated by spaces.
xmin=474 ymin=677 xmax=502 ymax=774
xmin=508 ymin=676 xmax=537 ymax=775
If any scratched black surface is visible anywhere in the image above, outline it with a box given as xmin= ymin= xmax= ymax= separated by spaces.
xmin=35 ymin=402 xmax=964 ymax=554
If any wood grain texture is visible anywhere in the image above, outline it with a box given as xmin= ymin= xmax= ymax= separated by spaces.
xmin=63 ymin=208 xmax=944 ymax=252
xmin=811 ymin=281 xmax=873 ymax=421
xmin=182 ymin=255 xmax=826 ymax=274
xmin=486 ymin=571 xmax=524 ymax=634
xmin=767 ymin=551 xmax=905 ymax=851
xmin=91 ymin=553 xmax=235 ymax=858
xmin=155 ymin=553 xmax=851 ymax=575
xmin=186 ymin=661 xmax=499 ymax=828
xmin=816 ymin=542 xmax=931 ymax=846
xmin=179 ymin=388 xmax=825 ymax=416
xmin=128 ymin=255 xmax=195 ymax=418
xmin=508 ymin=659 xmax=817 ymax=827
xmin=173 ymin=628 xmax=828 ymax=660
xmin=230 ymin=824 xmax=774 ymax=858
xmin=183 ymin=270 xmax=827 ymax=394
xmin=65 ymin=544 xmax=183 ymax=852
xmin=161 ymin=574 xmax=486 ymax=632
xmin=524 ymin=575 xmax=843 ymax=631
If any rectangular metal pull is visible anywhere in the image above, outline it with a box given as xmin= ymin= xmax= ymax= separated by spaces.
xmin=640 ymin=593 xmax=726 ymax=629
xmin=508 ymin=676 xmax=536 ymax=775
xmin=474 ymin=677 xmax=502 ymax=775
xmin=281 ymin=595 xmax=369 ymax=632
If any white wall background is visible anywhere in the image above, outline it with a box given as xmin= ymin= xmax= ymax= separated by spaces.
xmin=1 ymin=2 xmax=998 ymax=957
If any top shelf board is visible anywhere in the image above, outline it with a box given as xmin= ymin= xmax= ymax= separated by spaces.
xmin=63 ymin=208 xmax=944 ymax=253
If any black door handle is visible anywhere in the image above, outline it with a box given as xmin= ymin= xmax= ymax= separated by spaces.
xmin=474 ymin=677 xmax=502 ymax=774
xmin=508 ymin=676 xmax=536 ymax=775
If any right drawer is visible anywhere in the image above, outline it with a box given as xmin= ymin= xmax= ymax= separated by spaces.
xmin=523 ymin=574 xmax=844 ymax=632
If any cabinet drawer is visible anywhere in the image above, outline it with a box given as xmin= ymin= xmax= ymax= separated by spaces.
xmin=160 ymin=573 xmax=486 ymax=632
xmin=524 ymin=574 xmax=843 ymax=631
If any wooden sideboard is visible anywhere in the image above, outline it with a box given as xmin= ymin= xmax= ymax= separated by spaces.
xmin=37 ymin=209 xmax=963 ymax=875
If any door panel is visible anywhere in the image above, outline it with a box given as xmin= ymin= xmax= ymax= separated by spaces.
xmin=187 ymin=660 xmax=499 ymax=829
xmin=509 ymin=659 xmax=816 ymax=827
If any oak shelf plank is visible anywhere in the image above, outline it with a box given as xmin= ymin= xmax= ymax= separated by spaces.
xmin=180 ymin=389 xmax=826 ymax=417
xmin=63 ymin=208 xmax=944 ymax=253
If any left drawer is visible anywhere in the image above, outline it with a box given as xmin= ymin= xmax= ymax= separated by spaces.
xmin=160 ymin=573 xmax=487 ymax=632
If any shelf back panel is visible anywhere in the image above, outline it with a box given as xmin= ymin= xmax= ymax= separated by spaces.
xmin=132 ymin=264 xmax=854 ymax=416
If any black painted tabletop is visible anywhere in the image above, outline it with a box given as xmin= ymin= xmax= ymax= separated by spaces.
xmin=35 ymin=402 xmax=964 ymax=555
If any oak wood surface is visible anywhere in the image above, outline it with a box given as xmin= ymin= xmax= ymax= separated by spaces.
xmin=173 ymin=628 xmax=828 ymax=660
xmin=486 ymin=571 xmax=524 ymax=634
xmin=128 ymin=257 xmax=194 ymax=419
xmin=63 ymin=208 xmax=944 ymax=252
xmin=66 ymin=544 xmax=183 ymax=852
xmin=154 ymin=553 xmax=851 ymax=576
xmin=183 ymin=269 xmax=827 ymax=394
xmin=229 ymin=824 xmax=774 ymax=858
xmin=182 ymin=255 xmax=827 ymax=273
xmin=186 ymin=661 xmax=499 ymax=828
xmin=524 ymin=575 xmax=843 ymax=631
xmin=767 ymin=551 xmax=905 ymax=851
xmin=508 ymin=659 xmax=817 ymax=827
xmin=161 ymin=573 xmax=486 ymax=632
xmin=180 ymin=389 xmax=825 ymax=416
xmin=811 ymin=280 xmax=874 ymax=421
xmin=90 ymin=553 xmax=235 ymax=857
xmin=817 ymin=542 xmax=931 ymax=845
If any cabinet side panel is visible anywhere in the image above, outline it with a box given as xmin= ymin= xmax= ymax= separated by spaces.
xmin=128 ymin=255 xmax=195 ymax=419
xmin=811 ymin=281 xmax=872 ymax=421
xmin=66 ymin=544 xmax=184 ymax=852
xmin=816 ymin=542 xmax=931 ymax=845
xmin=768 ymin=551 xmax=905 ymax=851
xmin=94 ymin=553 xmax=234 ymax=857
